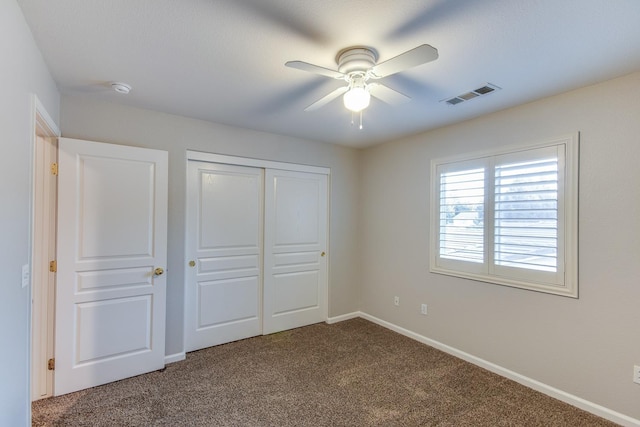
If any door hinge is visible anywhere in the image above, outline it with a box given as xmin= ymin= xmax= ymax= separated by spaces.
xmin=47 ymin=358 xmax=55 ymax=370
xmin=50 ymin=163 xmax=58 ymax=176
xmin=49 ymin=260 xmax=57 ymax=273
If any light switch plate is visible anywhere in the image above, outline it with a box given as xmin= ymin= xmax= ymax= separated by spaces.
xmin=21 ymin=264 xmax=30 ymax=288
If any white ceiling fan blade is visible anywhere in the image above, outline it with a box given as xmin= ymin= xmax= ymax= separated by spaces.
xmin=304 ymin=86 xmax=348 ymax=111
xmin=368 ymin=83 xmax=411 ymax=105
xmin=285 ymin=61 xmax=345 ymax=79
xmin=370 ymin=44 xmax=438 ymax=78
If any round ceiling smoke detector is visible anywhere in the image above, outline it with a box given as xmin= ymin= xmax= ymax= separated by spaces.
xmin=111 ymin=82 xmax=132 ymax=94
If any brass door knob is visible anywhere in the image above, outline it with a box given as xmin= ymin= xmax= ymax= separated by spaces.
xmin=189 ymin=260 xmax=196 ymax=267
xmin=321 ymin=251 xmax=326 ymax=257
xmin=154 ymin=267 xmax=164 ymax=276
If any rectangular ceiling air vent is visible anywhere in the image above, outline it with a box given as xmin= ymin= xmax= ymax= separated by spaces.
xmin=441 ymin=83 xmax=501 ymax=106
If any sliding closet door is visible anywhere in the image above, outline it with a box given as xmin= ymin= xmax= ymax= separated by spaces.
xmin=185 ymin=161 xmax=263 ymax=351
xmin=263 ymin=170 xmax=328 ymax=334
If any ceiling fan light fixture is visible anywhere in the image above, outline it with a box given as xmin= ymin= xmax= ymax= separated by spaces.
xmin=343 ymin=86 xmax=370 ymax=112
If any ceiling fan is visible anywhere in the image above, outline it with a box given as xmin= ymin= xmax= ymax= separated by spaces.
xmin=285 ymin=44 xmax=438 ymax=117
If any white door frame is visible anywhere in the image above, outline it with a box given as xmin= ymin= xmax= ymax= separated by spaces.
xmin=187 ymin=151 xmax=330 ymax=175
xmin=184 ymin=150 xmax=330 ymax=348
xmin=29 ymin=95 xmax=60 ymax=401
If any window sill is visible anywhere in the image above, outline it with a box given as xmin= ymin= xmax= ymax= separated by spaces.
xmin=429 ymin=266 xmax=578 ymax=298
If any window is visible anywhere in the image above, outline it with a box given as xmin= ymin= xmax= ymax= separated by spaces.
xmin=430 ymin=135 xmax=578 ymax=297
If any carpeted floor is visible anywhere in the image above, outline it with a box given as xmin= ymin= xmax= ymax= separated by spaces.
xmin=32 ymin=318 xmax=617 ymax=426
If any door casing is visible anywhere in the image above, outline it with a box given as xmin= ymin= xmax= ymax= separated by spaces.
xmin=30 ymin=96 xmax=60 ymax=401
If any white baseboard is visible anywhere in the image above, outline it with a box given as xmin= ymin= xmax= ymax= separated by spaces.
xmin=326 ymin=311 xmax=360 ymax=324
xmin=164 ymin=352 xmax=186 ymax=365
xmin=330 ymin=311 xmax=639 ymax=427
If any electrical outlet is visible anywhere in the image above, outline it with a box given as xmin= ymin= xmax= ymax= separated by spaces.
xmin=633 ymin=365 xmax=640 ymax=385
xmin=420 ymin=304 xmax=428 ymax=315
xmin=394 ymin=296 xmax=400 ymax=306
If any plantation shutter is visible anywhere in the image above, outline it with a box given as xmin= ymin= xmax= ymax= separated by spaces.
xmin=430 ymin=135 xmax=577 ymax=296
xmin=491 ymin=146 xmax=564 ymax=285
xmin=435 ymin=159 xmax=487 ymax=274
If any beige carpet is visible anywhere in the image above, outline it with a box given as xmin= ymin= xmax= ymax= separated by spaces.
xmin=32 ymin=318 xmax=617 ymax=426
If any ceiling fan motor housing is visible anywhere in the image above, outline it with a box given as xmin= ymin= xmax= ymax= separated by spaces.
xmin=336 ymin=47 xmax=378 ymax=76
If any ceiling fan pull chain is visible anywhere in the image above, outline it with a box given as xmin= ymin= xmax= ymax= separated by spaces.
xmin=351 ymin=111 xmax=354 ymax=126
xmin=359 ymin=111 xmax=363 ymax=130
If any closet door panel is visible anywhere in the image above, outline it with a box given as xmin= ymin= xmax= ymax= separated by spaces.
xmin=185 ymin=161 xmax=263 ymax=351
xmin=263 ymin=170 xmax=328 ymax=334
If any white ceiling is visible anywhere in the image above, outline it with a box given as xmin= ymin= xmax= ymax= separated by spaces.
xmin=18 ymin=0 xmax=640 ymax=148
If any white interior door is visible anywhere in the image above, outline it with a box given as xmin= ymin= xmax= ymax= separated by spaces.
xmin=263 ymin=169 xmax=328 ymax=334
xmin=55 ymin=138 xmax=168 ymax=396
xmin=185 ymin=161 xmax=263 ymax=352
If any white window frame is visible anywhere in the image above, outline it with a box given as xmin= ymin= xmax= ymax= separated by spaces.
xmin=430 ymin=134 xmax=579 ymax=297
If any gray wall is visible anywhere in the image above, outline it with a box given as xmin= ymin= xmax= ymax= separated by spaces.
xmin=60 ymin=96 xmax=362 ymax=357
xmin=1 ymin=0 xmax=60 ymax=424
xmin=359 ymin=72 xmax=640 ymax=419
